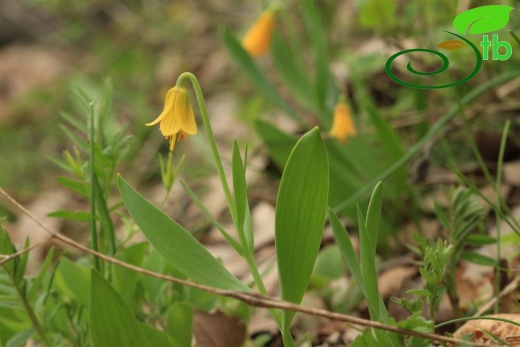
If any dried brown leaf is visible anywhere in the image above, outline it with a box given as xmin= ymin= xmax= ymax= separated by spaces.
xmin=453 ymin=313 xmax=520 ymax=345
xmin=193 ymin=310 xmax=246 ymax=347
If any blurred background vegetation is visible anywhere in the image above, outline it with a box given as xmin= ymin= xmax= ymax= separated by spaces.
xmin=1 ymin=0 xmax=519 ymax=237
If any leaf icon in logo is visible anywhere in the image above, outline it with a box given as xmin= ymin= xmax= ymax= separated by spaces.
xmin=453 ymin=5 xmax=514 ymax=35
xmin=437 ymin=40 xmax=465 ymax=50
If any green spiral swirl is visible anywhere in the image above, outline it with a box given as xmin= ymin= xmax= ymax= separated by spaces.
xmin=385 ymin=31 xmax=483 ymax=89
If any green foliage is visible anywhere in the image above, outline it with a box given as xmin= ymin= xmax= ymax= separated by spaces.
xmin=274 ymin=128 xmax=329 ymax=336
xmin=330 ymin=182 xmax=387 ymax=321
xmin=3 ymin=1 xmax=520 ymax=346
xmin=118 ymin=174 xmax=248 ymax=292
xmin=90 ymin=269 xmax=148 ymax=347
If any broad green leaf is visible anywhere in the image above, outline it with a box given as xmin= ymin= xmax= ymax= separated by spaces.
xmin=141 ymin=248 xmax=168 ymax=304
xmin=311 ymin=245 xmax=345 ymax=288
xmin=118 ymin=175 xmax=248 ymax=291
xmin=365 ymin=182 xmax=383 ymax=254
xmin=453 ymin=5 xmax=514 ymax=35
xmin=54 ymin=258 xmax=90 ymax=306
xmin=328 ymin=208 xmax=365 ymax=294
xmin=232 ymin=141 xmax=247 ymax=229
xmin=141 ymin=324 xmax=173 ymax=347
xmin=166 ymin=302 xmax=193 ymax=347
xmin=301 ymin=0 xmax=332 ymax=115
xmin=113 ymin=242 xmax=148 ymax=306
xmin=255 ymin=120 xmax=297 ymax=171
xmin=47 ymin=210 xmax=91 ymax=222
xmin=90 ymin=269 xmax=148 ymax=347
xmin=220 ymin=28 xmax=297 ymax=120
xmin=357 ymin=206 xmax=380 ymax=320
xmin=275 ymin=127 xmax=329 ymax=328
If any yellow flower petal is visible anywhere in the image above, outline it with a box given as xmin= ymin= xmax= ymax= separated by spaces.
xmin=175 ymin=89 xmax=197 ymax=135
xmin=242 ymin=10 xmax=276 ymax=57
xmin=330 ymin=102 xmax=356 ymax=143
xmin=146 ymin=85 xmax=198 ymax=152
xmin=145 ymin=88 xmax=176 ymax=126
xmin=159 ymin=89 xmax=182 ymax=136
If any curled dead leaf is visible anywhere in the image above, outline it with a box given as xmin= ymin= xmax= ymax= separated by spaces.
xmin=452 ymin=314 xmax=520 ymax=345
xmin=437 ymin=40 xmax=465 ymax=50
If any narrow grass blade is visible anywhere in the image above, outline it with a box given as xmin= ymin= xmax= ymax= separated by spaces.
xmin=220 ymin=28 xmax=298 ymax=121
xmin=255 ymin=120 xmax=297 ymax=170
xmin=232 ymin=141 xmax=247 ymax=228
xmin=328 ymin=208 xmax=365 ymax=295
xmin=357 ymin=206 xmax=380 ymax=320
xmin=365 ymin=181 xmax=383 ymax=254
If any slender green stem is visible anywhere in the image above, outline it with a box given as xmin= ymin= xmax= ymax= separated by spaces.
xmin=176 ymin=72 xmax=282 ymax=326
xmin=494 ymin=121 xmax=510 ymax=312
xmin=89 ymin=103 xmax=101 ymax=271
xmin=176 ymin=72 xmax=237 ymax=224
xmin=333 ymin=70 xmax=520 ymax=213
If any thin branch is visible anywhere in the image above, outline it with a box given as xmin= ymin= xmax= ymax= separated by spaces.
xmin=0 ymin=186 xmax=485 ymax=346
xmin=0 ymin=238 xmax=50 ymax=266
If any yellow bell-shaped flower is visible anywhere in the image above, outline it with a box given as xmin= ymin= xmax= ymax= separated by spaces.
xmin=242 ymin=10 xmax=276 ymax=57
xmin=329 ymin=102 xmax=357 ymax=144
xmin=146 ymin=87 xmax=197 ymax=151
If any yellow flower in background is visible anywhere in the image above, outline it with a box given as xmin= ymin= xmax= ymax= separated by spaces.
xmin=146 ymin=87 xmax=197 ymax=151
xmin=242 ymin=10 xmax=276 ymax=57
xmin=329 ymin=102 xmax=357 ymax=144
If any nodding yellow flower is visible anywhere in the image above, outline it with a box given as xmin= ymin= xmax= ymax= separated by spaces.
xmin=146 ymin=87 xmax=197 ymax=151
xmin=242 ymin=10 xmax=276 ymax=57
xmin=329 ymin=102 xmax=357 ymax=144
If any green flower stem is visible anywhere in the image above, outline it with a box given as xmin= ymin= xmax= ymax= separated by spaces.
xmin=176 ymin=72 xmax=282 ymax=326
xmin=89 ymin=103 xmax=101 ymax=271
xmin=176 ymin=73 xmax=238 ymax=224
